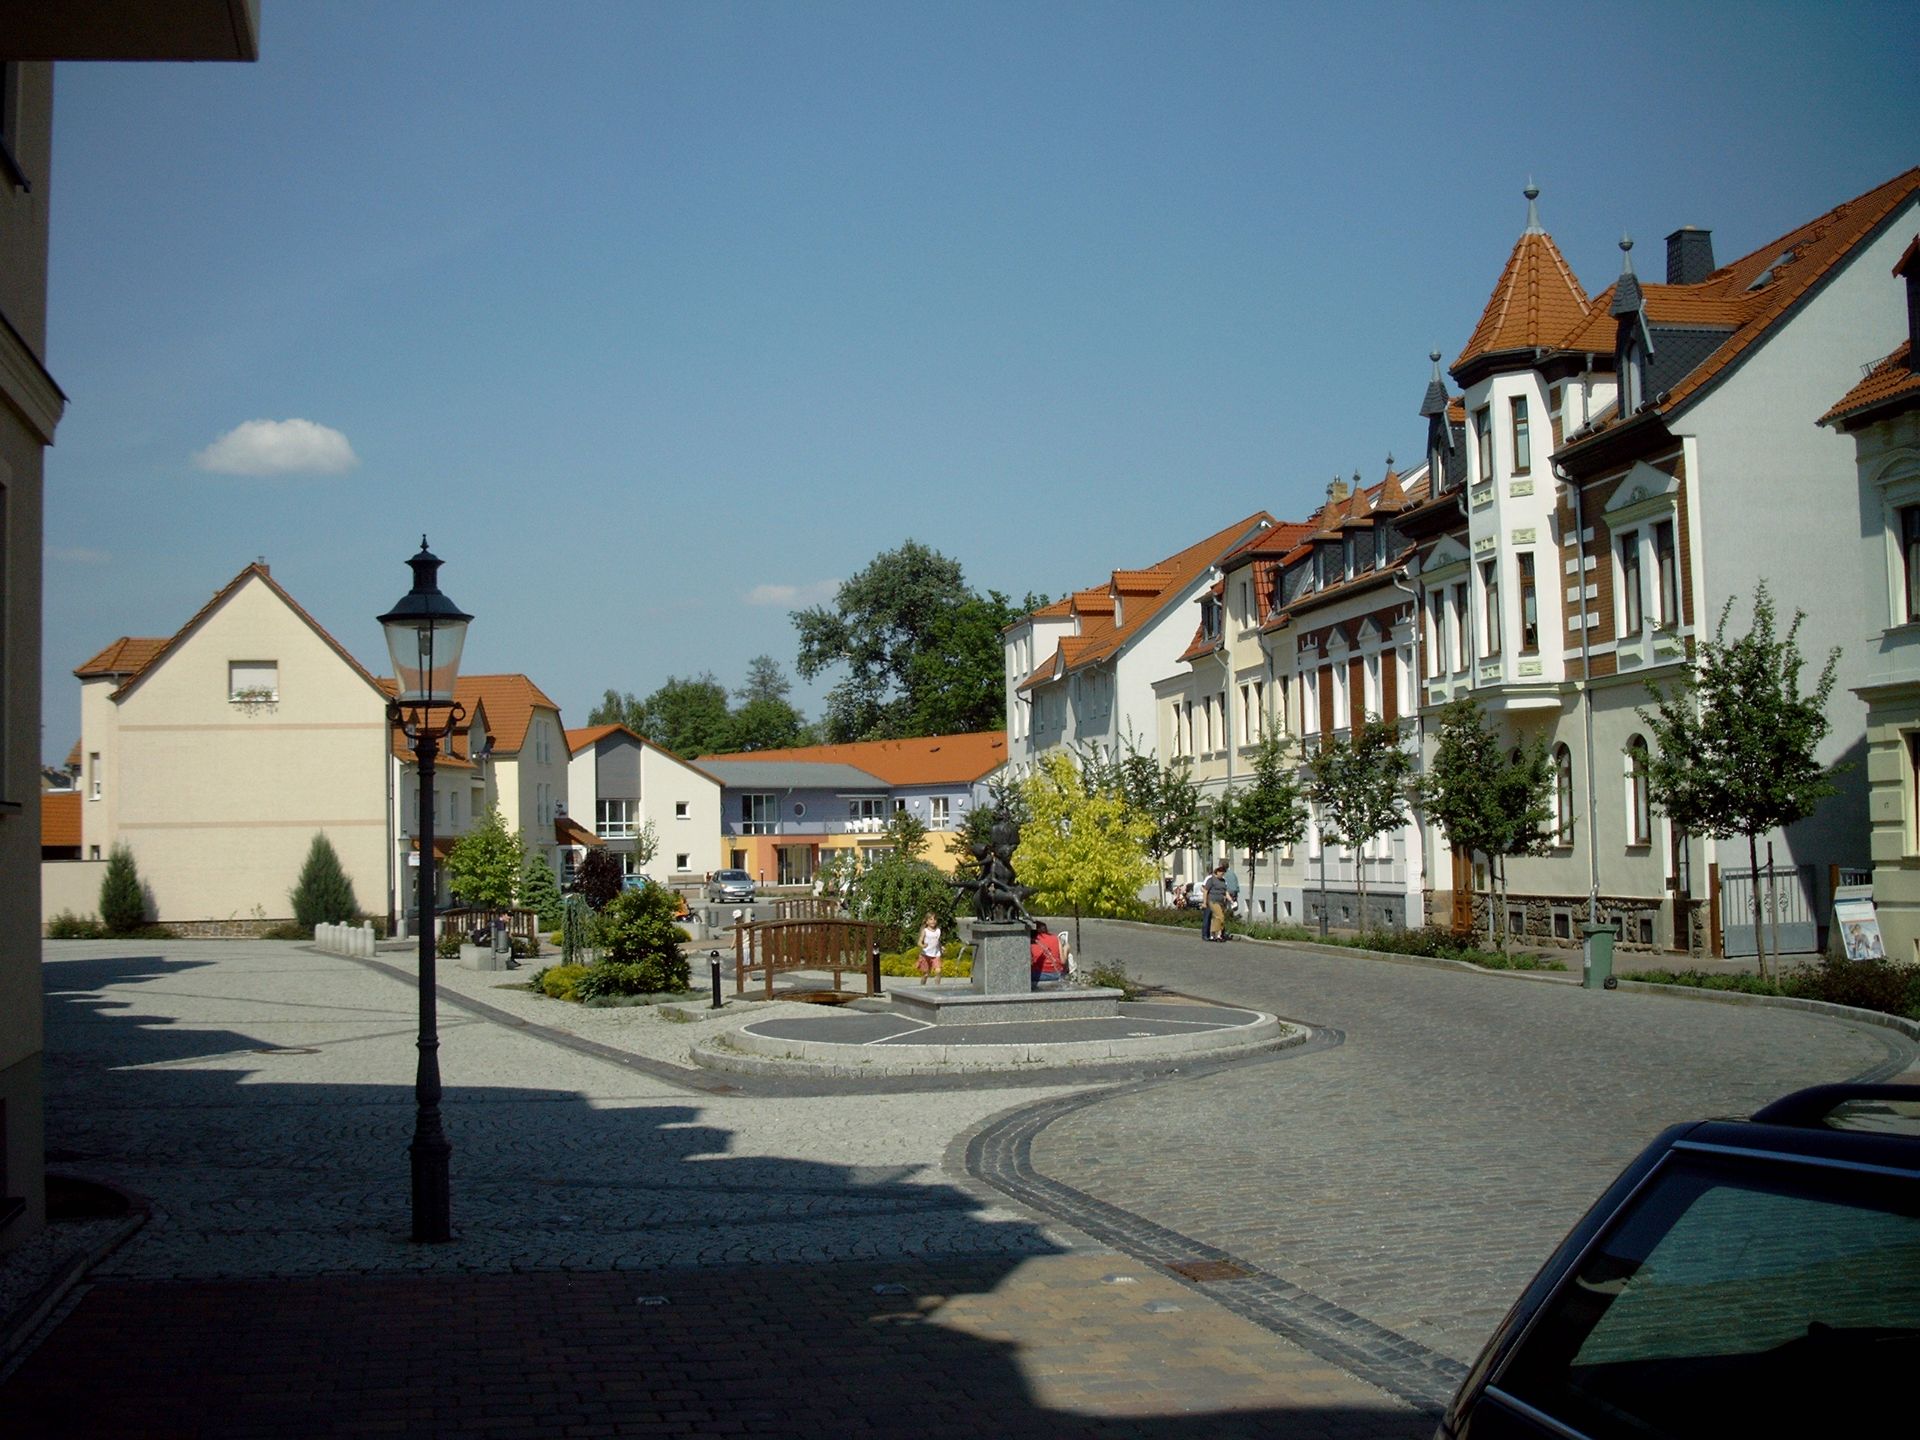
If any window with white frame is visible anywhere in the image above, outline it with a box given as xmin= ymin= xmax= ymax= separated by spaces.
xmin=741 ymin=793 xmax=776 ymax=834
xmin=1481 ymin=561 xmax=1501 ymax=657
xmin=930 ymin=796 xmax=950 ymax=828
xmin=1553 ymin=744 xmax=1575 ymax=846
xmin=1426 ymin=592 xmax=1444 ymax=678
xmin=1302 ymin=668 xmax=1320 ymax=736
xmin=1518 ymin=552 xmax=1538 ymax=653
xmin=1654 ymin=519 xmax=1678 ymax=628
xmin=1364 ymin=653 xmax=1380 ymax=720
xmin=675 ymin=852 xmax=690 ymax=870
xmin=229 ymin=660 xmax=278 ymax=703
xmin=1618 ymin=529 xmax=1644 ymax=637
xmin=1330 ymin=661 xmax=1349 ymax=730
xmin=1252 ymin=679 xmax=1265 ymax=740
xmin=848 ymin=797 xmax=884 ymax=822
xmin=1475 ymin=405 xmax=1494 ymax=480
xmin=88 ymin=751 xmax=101 ymax=800
xmin=675 ymin=800 xmax=689 ymax=819
xmin=1451 ymin=582 xmax=1470 ymax=670
xmin=1510 ymin=395 xmax=1531 ymax=474
xmin=1625 ymin=736 xmax=1651 ymax=846
xmin=1903 ymin=507 xmax=1920 ymax=624
xmin=597 ymin=799 xmax=638 ymax=838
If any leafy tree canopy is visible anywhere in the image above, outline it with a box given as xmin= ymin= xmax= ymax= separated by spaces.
xmin=1421 ymin=699 xmax=1553 ymax=864
xmin=1212 ymin=734 xmax=1308 ymax=866
xmin=794 ymin=540 xmax=1041 ymax=742
xmin=519 ymin=849 xmax=566 ymax=929
xmin=445 ymin=805 xmax=520 ymax=911
xmin=1013 ymin=752 xmax=1155 ymax=923
xmin=570 ymin=849 xmax=624 ymax=912
xmin=1305 ymin=719 xmax=1414 ymax=918
xmin=588 ymin=689 xmax=646 ymax=731
xmin=637 ymin=672 xmax=735 ymax=759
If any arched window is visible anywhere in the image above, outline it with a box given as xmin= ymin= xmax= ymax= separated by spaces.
xmin=1554 ymin=744 xmax=1575 ymax=846
xmin=1626 ymin=736 xmax=1651 ymax=846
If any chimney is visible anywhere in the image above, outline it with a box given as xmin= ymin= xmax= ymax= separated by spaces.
xmin=1665 ymin=226 xmax=1715 ymax=286
xmin=1326 ymin=475 xmax=1349 ymax=508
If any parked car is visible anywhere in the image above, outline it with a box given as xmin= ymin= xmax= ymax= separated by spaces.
xmin=620 ymin=872 xmax=653 ymax=891
xmin=1438 ymin=1083 xmax=1920 ymax=1439
xmin=706 ymin=868 xmax=756 ymax=903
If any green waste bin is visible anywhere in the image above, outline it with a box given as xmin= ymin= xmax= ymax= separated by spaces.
xmin=1581 ymin=922 xmax=1616 ymax=991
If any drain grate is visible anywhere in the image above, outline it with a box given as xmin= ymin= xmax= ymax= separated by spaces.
xmin=1167 ymin=1258 xmax=1253 ymax=1283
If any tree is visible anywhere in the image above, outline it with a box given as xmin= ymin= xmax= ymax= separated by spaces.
xmin=588 ymin=689 xmax=646 ymax=731
xmin=597 ymin=883 xmax=690 ymax=993
xmin=1419 ymin=700 xmax=1553 ymax=949
xmin=445 ymin=804 xmax=520 ymax=911
xmin=1211 ymin=735 xmax=1308 ymax=923
xmin=290 ymin=832 xmax=359 ymax=931
xmin=1637 ymin=583 xmax=1839 ymax=978
xmin=883 ymin=808 xmax=929 ymax=863
xmin=849 ymin=852 xmax=956 ymax=946
xmin=99 ymin=843 xmax=146 ymax=934
xmin=637 ymin=673 xmax=734 ymax=759
xmin=570 ymin=848 xmax=624 ymax=912
xmin=1013 ymin=752 xmax=1155 ymax=953
xmin=736 ymin=655 xmax=793 ymax=707
xmin=794 ymin=540 xmax=1036 ymax=742
xmin=630 ymin=819 xmax=661 ymax=871
xmin=725 ymin=696 xmax=813 ymax=752
xmin=1117 ymin=743 xmax=1207 ymax=895
xmin=519 ymin=849 xmax=566 ymax=929
xmin=1305 ymin=720 xmax=1414 ymax=931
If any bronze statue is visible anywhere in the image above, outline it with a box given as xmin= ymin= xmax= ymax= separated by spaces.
xmin=955 ymin=809 xmax=1035 ymax=927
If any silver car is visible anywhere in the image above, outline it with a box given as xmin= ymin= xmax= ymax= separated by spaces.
xmin=706 ymin=868 xmax=755 ymax=903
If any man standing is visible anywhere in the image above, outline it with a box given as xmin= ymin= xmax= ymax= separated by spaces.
xmin=1204 ymin=861 xmax=1230 ymax=943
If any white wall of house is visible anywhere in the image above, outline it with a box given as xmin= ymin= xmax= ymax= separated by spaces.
xmin=638 ymin=745 xmax=722 ymax=878
xmin=100 ymin=575 xmax=391 ymax=922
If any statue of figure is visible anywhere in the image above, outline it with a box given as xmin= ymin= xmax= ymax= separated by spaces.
xmin=955 ymin=808 xmax=1035 ymax=927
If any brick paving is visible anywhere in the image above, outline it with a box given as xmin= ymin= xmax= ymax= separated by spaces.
xmin=4 ymin=931 xmax=1908 ymax=1436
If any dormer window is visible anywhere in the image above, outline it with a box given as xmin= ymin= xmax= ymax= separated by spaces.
xmin=1343 ymin=536 xmax=1357 ymax=579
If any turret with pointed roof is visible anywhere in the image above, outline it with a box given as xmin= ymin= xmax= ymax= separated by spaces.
xmin=1452 ymin=182 xmax=1598 ymax=386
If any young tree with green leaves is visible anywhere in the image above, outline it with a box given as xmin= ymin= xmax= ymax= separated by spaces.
xmin=1419 ymin=699 xmax=1554 ymax=949
xmin=445 ymin=804 xmax=520 ymax=912
xmin=519 ymin=849 xmax=566 ymax=929
xmin=1013 ymin=752 xmax=1155 ymax=954
xmin=1211 ymin=734 xmax=1308 ymax=923
xmin=99 ymin=843 xmax=146 ymax=934
xmin=883 ymin=808 xmax=929 ymax=863
xmin=1117 ymin=747 xmax=1206 ymax=897
xmin=1636 ymin=583 xmax=1839 ymax=978
xmin=1305 ymin=719 xmax=1415 ymax=930
xmin=290 ymin=832 xmax=359 ymax=931
xmin=637 ymin=673 xmax=735 ymax=759
xmin=587 ymin=689 xmax=646 ymax=732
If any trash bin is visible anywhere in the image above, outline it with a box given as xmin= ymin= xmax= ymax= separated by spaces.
xmin=1581 ymin=922 xmax=1615 ymax=991
xmin=491 ymin=917 xmax=513 ymax=971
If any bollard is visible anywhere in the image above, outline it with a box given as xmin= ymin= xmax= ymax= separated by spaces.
xmin=709 ymin=951 xmax=723 ymax=1009
xmin=869 ymin=941 xmax=882 ymax=994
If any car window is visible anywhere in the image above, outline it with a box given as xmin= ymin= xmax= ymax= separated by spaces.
xmin=1492 ymin=1151 xmax=1919 ymax=1438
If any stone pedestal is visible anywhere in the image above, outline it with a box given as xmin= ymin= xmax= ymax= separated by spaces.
xmin=970 ymin=920 xmax=1034 ymax=995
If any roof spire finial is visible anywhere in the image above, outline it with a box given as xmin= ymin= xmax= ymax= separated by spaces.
xmin=1524 ymin=177 xmax=1542 ymax=234
xmin=1619 ymin=234 xmax=1636 ymax=274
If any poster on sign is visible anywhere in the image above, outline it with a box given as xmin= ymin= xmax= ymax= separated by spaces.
xmin=1832 ymin=893 xmax=1885 ymax=961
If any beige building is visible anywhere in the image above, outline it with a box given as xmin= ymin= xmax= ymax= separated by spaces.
xmin=0 ymin=1 xmax=260 ymax=1253
xmin=71 ymin=564 xmax=393 ymax=929
xmin=565 ymin=724 xmax=724 ymax=885
xmin=1825 ymin=234 xmax=1920 ymax=962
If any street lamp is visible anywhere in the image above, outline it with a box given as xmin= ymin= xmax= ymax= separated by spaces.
xmin=379 ymin=536 xmax=471 ymax=1244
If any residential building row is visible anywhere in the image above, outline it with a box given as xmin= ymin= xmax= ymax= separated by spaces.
xmin=49 ymin=560 xmax=1009 ymax=932
xmin=1006 ymin=167 xmax=1920 ymax=963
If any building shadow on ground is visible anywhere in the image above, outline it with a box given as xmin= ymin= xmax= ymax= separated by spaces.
xmin=4 ymin=948 xmax=1430 ymax=1439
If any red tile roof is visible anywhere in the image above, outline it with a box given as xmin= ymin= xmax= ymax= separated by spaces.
xmin=41 ymin=791 xmax=80 ymax=848
xmin=446 ymin=674 xmax=560 ymax=754
xmin=700 ymin=730 xmax=1007 ymax=786
xmin=74 ymin=636 xmax=167 ymax=679
xmin=1821 ymin=340 xmax=1920 ymax=427
xmin=1454 ymin=226 xmax=1595 ymax=374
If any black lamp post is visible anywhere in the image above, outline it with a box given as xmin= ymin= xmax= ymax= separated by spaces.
xmin=379 ymin=537 xmax=471 ymax=1244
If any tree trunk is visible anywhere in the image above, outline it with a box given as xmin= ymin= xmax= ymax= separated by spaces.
xmin=1485 ymin=851 xmax=1496 ymax=952
xmin=1747 ymin=831 xmax=1768 ymax=980
xmin=1355 ymin=840 xmax=1367 ymax=934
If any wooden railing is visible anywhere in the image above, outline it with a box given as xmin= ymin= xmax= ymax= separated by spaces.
xmin=734 ymin=918 xmax=880 ymax=1001
xmin=773 ymin=896 xmax=840 ymax=921
xmin=437 ymin=907 xmax=539 ymax=945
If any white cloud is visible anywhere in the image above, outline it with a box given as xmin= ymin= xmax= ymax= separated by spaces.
xmin=194 ymin=418 xmax=359 ymax=476
xmin=745 ymin=579 xmax=839 ymax=608
xmin=48 ymin=546 xmax=110 ymax=565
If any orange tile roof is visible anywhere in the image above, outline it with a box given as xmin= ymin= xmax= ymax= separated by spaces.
xmin=64 ymin=739 xmax=81 ymax=768
xmin=447 ymin=674 xmax=560 ymax=754
xmin=700 ymin=730 xmax=1007 ymax=786
xmin=1454 ymin=222 xmax=1594 ymax=374
xmin=565 ymin=723 xmax=626 ymax=755
xmin=1565 ymin=167 xmax=1920 ymax=432
xmin=1821 ymin=340 xmax=1919 ymax=426
xmin=74 ymin=636 xmax=167 ymax=679
xmin=41 ymin=791 xmax=80 ymax=848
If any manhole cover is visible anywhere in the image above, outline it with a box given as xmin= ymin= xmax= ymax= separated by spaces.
xmin=1167 ymin=1259 xmax=1253 ymax=1283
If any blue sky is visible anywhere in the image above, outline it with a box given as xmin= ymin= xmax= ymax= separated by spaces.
xmin=39 ymin=1 xmax=1920 ymax=755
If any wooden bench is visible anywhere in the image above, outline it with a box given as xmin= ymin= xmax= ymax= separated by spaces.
xmin=734 ymin=918 xmax=880 ymax=1000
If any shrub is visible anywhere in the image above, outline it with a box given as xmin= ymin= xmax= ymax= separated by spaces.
xmin=574 ymin=961 xmax=674 ymax=1003
xmin=99 ymin=844 xmax=147 ymax=934
xmin=535 ymin=964 xmax=589 ymax=1000
xmin=851 ymin=854 xmax=957 ymax=946
xmin=597 ymin=885 xmax=689 ymax=992
xmin=46 ymin=910 xmax=103 ymax=939
xmin=570 ymin=849 xmax=624 ymax=912
xmin=510 ymin=935 xmax=541 ymax=960
xmin=290 ymin=833 xmax=359 ymax=929
xmin=519 ymin=850 xmax=566 ymax=929
xmin=1621 ymin=968 xmax=1784 ymax=996
xmin=1784 ymin=957 xmax=1920 ymax=1019
xmin=260 ymin=921 xmax=312 ymax=940
xmin=877 ymin=942 xmax=973 ymax=978
xmin=435 ymin=931 xmax=463 ymax=959
xmin=1080 ymin=958 xmax=1139 ymax=1000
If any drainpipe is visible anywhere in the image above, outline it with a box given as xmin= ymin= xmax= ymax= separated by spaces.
xmin=1557 ymin=461 xmax=1601 ymax=925
xmin=1390 ymin=567 xmax=1426 ymax=923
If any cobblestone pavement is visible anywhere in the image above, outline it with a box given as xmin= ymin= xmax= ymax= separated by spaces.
xmin=974 ymin=921 xmax=1912 ymax=1385
xmin=7 ymin=940 xmax=1428 ymax=1437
